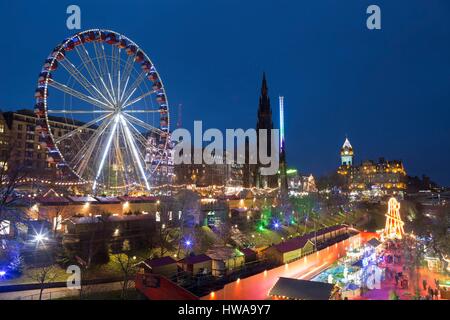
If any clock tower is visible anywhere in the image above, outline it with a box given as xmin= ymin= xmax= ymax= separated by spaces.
xmin=341 ymin=137 xmax=354 ymax=166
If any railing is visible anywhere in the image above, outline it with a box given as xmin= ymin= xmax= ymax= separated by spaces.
xmin=17 ymin=289 xmax=80 ymax=300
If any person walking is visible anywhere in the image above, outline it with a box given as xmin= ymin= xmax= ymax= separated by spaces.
xmin=435 ymin=279 xmax=440 ymax=289
xmin=434 ymin=288 xmax=439 ymax=300
xmin=428 ymin=287 xmax=434 ymax=300
xmin=422 ymin=279 xmax=427 ymax=291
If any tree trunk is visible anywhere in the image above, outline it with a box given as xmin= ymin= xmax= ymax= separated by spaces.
xmin=122 ymin=278 xmax=128 ymax=299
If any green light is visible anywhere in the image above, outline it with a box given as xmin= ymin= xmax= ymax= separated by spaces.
xmin=258 ymin=225 xmax=264 ymax=232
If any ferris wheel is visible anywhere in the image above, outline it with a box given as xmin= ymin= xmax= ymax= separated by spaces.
xmin=34 ymin=29 xmax=170 ymax=193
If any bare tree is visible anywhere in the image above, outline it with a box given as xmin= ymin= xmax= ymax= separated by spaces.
xmin=156 ymin=220 xmax=178 ymax=257
xmin=0 ymin=143 xmax=28 ymax=233
xmin=85 ymin=212 xmax=111 ymax=268
xmin=155 ymin=196 xmax=182 ymax=257
xmin=174 ymin=190 xmax=200 ymax=256
xmin=28 ymin=265 xmax=58 ymax=300
xmin=113 ymin=240 xmax=137 ymax=299
xmin=51 ymin=205 xmax=66 ymax=236
xmin=0 ymin=143 xmax=28 ymax=273
xmin=216 ymin=220 xmax=233 ymax=246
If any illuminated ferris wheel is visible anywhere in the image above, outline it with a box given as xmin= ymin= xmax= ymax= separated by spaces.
xmin=34 ymin=29 xmax=170 ymax=193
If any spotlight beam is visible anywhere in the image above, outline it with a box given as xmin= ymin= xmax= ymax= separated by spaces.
xmin=93 ymin=114 xmax=120 ymax=191
xmin=120 ymin=116 xmax=150 ymax=190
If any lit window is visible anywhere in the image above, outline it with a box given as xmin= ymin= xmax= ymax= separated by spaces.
xmin=0 ymin=220 xmax=10 ymax=235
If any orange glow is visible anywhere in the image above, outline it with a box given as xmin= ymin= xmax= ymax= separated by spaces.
xmin=201 ymin=233 xmax=370 ymax=300
xmin=384 ymin=197 xmax=404 ymax=239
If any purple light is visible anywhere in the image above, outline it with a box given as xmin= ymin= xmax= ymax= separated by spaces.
xmin=274 ymin=223 xmax=280 ymax=229
xmin=0 ymin=270 xmax=6 ymax=277
xmin=185 ymin=240 xmax=192 ymax=247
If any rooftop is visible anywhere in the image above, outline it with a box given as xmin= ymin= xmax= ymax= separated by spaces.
xmin=179 ymin=254 xmax=212 ymax=265
xmin=240 ymin=248 xmax=257 ymax=257
xmin=144 ymin=256 xmax=177 ymax=268
xmin=205 ymin=246 xmax=243 ymax=260
xmin=67 ymin=196 xmax=98 ymax=203
xmin=269 ymin=277 xmax=336 ymax=300
xmin=342 ymin=138 xmax=353 ymax=149
xmin=272 ymin=235 xmax=312 ymax=253
xmin=272 ymin=225 xmax=347 ymax=253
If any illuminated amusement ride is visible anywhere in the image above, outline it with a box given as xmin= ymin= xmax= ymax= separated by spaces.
xmin=383 ymin=197 xmax=405 ymax=240
xmin=34 ymin=29 xmax=171 ymax=194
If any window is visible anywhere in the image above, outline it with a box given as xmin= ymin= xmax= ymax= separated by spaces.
xmin=17 ymin=124 xmax=23 ymax=131
xmin=0 ymin=161 xmax=7 ymax=171
xmin=0 ymin=124 xmax=4 ymax=133
xmin=0 ymin=220 xmax=10 ymax=235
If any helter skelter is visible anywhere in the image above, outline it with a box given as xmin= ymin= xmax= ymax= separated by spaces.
xmin=34 ymin=29 xmax=170 ymax=194
xmin=383 ymin=197 xmax=405 ymax=240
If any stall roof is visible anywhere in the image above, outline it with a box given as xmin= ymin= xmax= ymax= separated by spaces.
xmin=118 ymin=196 xmax=157 ymax=203
xmin=67 ymin=196 xmax=97 ymax=203
xmin=304 ymin=224 xmax=347 ymax=239
xmin=36 ymin=196 xmax=70 ymax=205
xmin=139 ymin=196 xmax=158 ymax=202
xmin=206 ymin=246 xmax=243 ymax=260
xmin=271 ymin=236 xmax=312 ymax=253
xmin=144 ymin=256 xmax=177 ymax=268
xmin=240 ymin=248 xmax=257 ymax=257
xmin=95 ymin=196 xmax=121 ymax=204
xmin=178 ymin=254 xmax=211 ymax=265
xmin=65 ymin=214 xmax=153 ymax=224
xmin=269 ymin=277 xmax=335 ymax=300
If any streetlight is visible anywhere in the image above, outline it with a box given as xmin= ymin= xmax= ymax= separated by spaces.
xmin=33 ymin=232 xmax=48 ymax=245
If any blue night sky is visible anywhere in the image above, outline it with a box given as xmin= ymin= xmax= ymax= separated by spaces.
xmin=1 ymin=0 xmax=449 ymax=185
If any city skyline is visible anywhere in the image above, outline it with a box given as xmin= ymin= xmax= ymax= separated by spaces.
xmin=0 ymin=0 xmax=449 ymax=185
xmin=0 ymin=1 xmax=448 ymax=304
